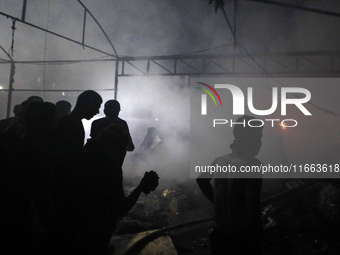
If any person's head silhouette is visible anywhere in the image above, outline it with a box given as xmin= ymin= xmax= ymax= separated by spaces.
xmin=56 ymin=100 xmax=72 ymax=119
xmin=230 ymin=115 xmax=263 ymax=160
xmin=104 ymin=100 xmax=120 ymax=118
xmin=73 ymin=90 xmax=102 ymax=120
xmin=24 ymin=101 xmax=57 ymax=138
xmin=27 ymin=95 xmax=43 ymax=102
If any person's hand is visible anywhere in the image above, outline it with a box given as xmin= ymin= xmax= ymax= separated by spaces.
xmin=140 ymin=170 xmax=159 ymax=194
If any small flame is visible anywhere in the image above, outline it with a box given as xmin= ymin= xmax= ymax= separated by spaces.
xmin=162 ymin=189 xmax=175 ymax=198
xmin=279 ymin=122 xmax=286 ymax=130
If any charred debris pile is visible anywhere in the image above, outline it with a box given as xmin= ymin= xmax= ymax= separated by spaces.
xmin=117 ymin=178 xmax=340 ymax=254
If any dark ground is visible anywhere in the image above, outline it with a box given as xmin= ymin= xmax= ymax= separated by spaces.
xmin=116 ymin=178 xmax=340 ymax=255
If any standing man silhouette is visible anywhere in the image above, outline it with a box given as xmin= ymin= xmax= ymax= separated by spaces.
xmin=57 ymin=90 xmax=102 ymax=153
xmin=197 ymin=115 xmax=263 ymax=255
xmin=90 ymin=100 xmax=134 ymax=166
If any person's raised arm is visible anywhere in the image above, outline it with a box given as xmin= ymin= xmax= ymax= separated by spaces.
xmin=116 ymin=171 xmax=159 ymax=216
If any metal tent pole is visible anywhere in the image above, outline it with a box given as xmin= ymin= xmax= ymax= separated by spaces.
xmin=6 ymin=62 xmax=15 ymax=118
xmin=114 ymin=59 xmax=119 ymax=100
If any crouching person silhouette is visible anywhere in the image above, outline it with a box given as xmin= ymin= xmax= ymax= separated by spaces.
xmin=197 ymin=116 xmax=263 ymax=255
xmin=48 ymin=124 xmax=159 ymax=255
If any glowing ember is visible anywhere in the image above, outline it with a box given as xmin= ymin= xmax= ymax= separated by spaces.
xmin=162 ymin=189 xmax=175 ymax=198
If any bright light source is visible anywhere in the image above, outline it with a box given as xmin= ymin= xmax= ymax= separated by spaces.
xmin=62 ymin=92 xmax=65 ymax=96
xmin=155 ymin=118 xmax=158 ymax=121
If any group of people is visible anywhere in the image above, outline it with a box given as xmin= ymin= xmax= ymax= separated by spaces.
xmin=0 ymin=90 xmax=158 ymax=255
xmin=0 ymin=89 xmax=264 ymax=255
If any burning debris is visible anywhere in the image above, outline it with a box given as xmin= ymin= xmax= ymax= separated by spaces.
xmin=162 ymin=188 xmax=176 ymax=198
xmin=116 ymin=181 xmax=213 ymax=234
xmin=116 ymin=179 xmax=340 ymax=254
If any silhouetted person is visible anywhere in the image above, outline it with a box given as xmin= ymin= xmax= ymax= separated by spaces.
xmin=90 ymin=99 xmax=134 ymax=167
xmin=56 ymin=90 xmax=102 ymax=153
xmin=134 ymin=127 xmax=162 ymax=165
xmin=91 ymin=100 xmax=134 ymax=150
xmin=21 ymin=101 xmax=58 ymax=231
xmin=138 ymin=127 xmax=162 ymax=152
xmin=197 ymin=115 xmax=263 ymax=255
xmin=55 ymin=100 xmax=72 ymax=120
xmin=0 ymin=101 xmax=57 ymax=255
xmin=0 ymin=104 xmax=21 ymax=134
xmin=13 ymin=104 xmax=21 ymax=118
xmin=1 ymin=96 xmax=44 ymax=138
xmin=48 ymin=123 xmax=159 ymax=255
xmin=27 ymin=95 xmax=43 ymax=102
